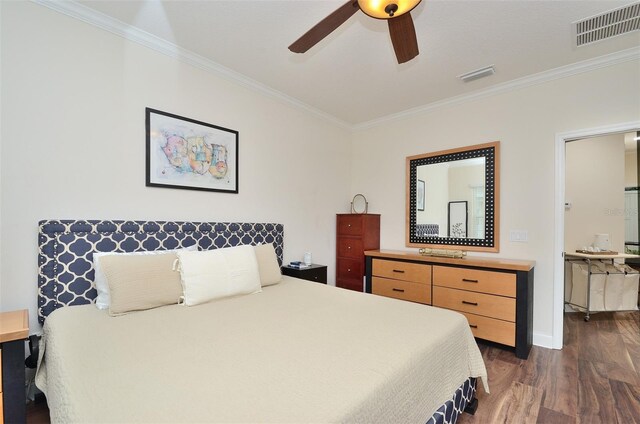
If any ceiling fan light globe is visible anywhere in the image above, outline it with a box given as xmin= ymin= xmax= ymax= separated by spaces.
xmin=357 ymin=0 xmax=421 ymax=19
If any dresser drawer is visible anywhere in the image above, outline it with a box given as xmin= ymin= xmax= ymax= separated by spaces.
xmin=336 ymin=258 xmax=363 ymax=281
xmin=336 ymin=278 xmax=363 ymax=292
xmin=460 ymin=311 xmax=516 ymax=347
xmin=433 ymin=266 xmax=516 ymax=297
xmin=433 ymin=286 xmax=515 ymax=322
xmin=372 ymin=277 xmax=431 ymax=305
xmin=372 ymin=260 xmax=431 ymax=285
xmin=337 ymin=215 xmax=363 ymax=236
xmin=337 ymin=237 xmax=364 ymax=259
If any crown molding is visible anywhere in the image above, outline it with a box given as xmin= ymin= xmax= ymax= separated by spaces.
xmin=31 ymin=0 xmax=640 ymax=133
xmin=31 ymin=0 xmax=352 ymax=130
xmin=353 ymin=46 xmax=640 ymax=131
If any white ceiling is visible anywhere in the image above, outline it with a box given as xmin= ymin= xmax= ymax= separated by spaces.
xmin=69 ymin=0 xmax=640 ymax=126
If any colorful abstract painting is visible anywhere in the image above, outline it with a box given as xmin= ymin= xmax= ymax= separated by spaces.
xmin=146 ymin=108 xmax=238 ymax=193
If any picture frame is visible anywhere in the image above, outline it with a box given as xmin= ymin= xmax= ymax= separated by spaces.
xmin=146 ymin=108 xmax=238 ymax=193
xmin=448 ymin=201 xmax=468 ymax=238
xmin=417 ymin=179 xmax=425 ymax=211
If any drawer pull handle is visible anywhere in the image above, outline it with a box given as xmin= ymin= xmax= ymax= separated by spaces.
xmin=392 ymin=288 xmax=405 ymax=293
xmin=462 ymin=300 xmax=478 ymax=306
xmin=462 ymin=278 xmax=479 ymax=283
xmin=348 ymin=268 xmax=351 ymax=272
xmin=469 ymin=324 xmax=478 ymax=329
xmin=348 ymin=246 xmax=351 ymax=249
xmin=348 ymin=224 xmax=351 ymax=227
xmin=392 ymin=269 xmax=405 ymax=273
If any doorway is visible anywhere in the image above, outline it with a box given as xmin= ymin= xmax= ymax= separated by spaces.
xmin=553 ymin=121 xmax=640 ymax=349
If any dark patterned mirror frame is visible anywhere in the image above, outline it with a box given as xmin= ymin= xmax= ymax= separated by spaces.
xmin=406 ymin=141 xmax=500 ymax=253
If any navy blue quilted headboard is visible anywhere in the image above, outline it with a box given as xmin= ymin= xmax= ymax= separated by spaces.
xmin=38 ymin=220 xmax=284 ymax=324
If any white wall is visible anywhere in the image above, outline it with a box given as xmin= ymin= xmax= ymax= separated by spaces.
xmin=351 ymin=60 xmax=640 ymax=346
xmin=0 ymin=2 xmax=352 ymax=331
xmin=564 ymin=134 xmax=625 ymax=253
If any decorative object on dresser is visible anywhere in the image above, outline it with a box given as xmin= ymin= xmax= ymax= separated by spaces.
xmin=407 ymin=141 xmax=500 ymax=252
xmin=281 ymin=264 xmax=328 ymax=284
xmin=336 ymin=214 xmax=380 ymax=292
xmin=365 ymin=250 xmax=534 ymax=359
xmin=351 ymin=194 xmax=369 ymax=214
xmin=146 ymin=108 xmax=239 ymax=194
xmin=0 ymin=309 xmax=29 ymax=424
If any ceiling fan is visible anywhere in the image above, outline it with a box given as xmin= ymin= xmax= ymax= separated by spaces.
xmin=289 ymin=0 xmax=422 ymax=64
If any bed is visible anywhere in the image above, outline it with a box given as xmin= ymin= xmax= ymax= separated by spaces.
xmin=35 ymin=219 xmax=487 ymax=424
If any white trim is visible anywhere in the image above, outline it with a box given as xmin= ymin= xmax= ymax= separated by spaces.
xmin=533 ymin=332 xmax=554 ymax=349
xmin=31 ymin=0 xmax=352 ymax=130
xmin=31 ymin=0 xmax=640 ymax=131
xmin=355 ymin=47 xmax=640 ymax=131
xmin=553 ymin=121 xmax=640 ymax=350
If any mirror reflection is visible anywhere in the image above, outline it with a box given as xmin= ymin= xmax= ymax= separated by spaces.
xmin=407 ymin=141 xmax=499 ymax=252
xmin=416 ymin=157 xmax=485 ymax=239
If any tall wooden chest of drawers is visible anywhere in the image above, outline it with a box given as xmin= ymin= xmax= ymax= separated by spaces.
xmin=365 ymin=250 xmax=534 ymax=359
xmin=336 ymin=214 xmax=380 ymax=291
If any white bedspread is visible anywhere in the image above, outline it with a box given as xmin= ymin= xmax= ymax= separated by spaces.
xmin=36 ymin=276 xmax=487 ymax=423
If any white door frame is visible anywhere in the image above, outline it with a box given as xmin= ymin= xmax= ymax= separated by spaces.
xmin=553 ymin=120 xmax=640 ymax=349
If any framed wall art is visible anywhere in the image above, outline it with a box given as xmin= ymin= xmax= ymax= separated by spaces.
xmin=146 ymin=108 xmax=238 ymax=193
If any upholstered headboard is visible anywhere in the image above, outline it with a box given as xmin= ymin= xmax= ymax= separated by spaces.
xmin=38 ymin=220 xmax=284 ymax=324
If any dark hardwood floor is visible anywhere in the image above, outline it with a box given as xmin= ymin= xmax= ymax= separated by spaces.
xmin=26 ymin=311 xmax=639 ymax=424
xmin=459 ymin=311 xmax=640 ymax=424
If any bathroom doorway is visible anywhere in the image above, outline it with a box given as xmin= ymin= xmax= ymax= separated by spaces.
xmin=553 ymin=122 xmax=640 ymax=349
xmin=563 ymin=132 xmax=640 ymax=318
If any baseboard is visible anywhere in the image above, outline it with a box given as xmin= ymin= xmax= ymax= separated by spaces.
xmin=533 ymin=332 xmax=554 ymax=349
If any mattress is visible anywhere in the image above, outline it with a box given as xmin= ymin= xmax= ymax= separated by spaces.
xmin=36 ymin=276 xmax=488 ymax=423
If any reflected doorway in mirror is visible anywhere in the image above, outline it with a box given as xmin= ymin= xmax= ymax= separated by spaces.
xmin=417 ymin=180 xmax=425 ymax=211
xmin=448 ymin=201 xmax=468 ymax=238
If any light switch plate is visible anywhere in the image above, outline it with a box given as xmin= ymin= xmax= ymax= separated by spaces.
xmin=510 ymin=230 xmax=528 ymax=242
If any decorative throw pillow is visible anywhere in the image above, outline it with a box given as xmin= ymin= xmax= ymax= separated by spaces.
xmin=99 ymin=252 xmax=183 ymax=316
xmin=93 ymin=245 xmax=197 ymax=309
xmin=176 ymin=245 xmax=262 ymax=306
xmin=254 ymin=243 xmax=282 ymax=287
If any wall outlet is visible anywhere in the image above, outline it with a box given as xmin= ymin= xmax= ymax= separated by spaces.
xmin=510 ymin=230 xmax=528 ymax=242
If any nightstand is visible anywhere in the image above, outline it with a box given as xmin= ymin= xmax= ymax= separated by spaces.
xmin=0 ymin=309 xmax=29 ymax=424
xmin=281 ymin=264 xmax=327 ymax=284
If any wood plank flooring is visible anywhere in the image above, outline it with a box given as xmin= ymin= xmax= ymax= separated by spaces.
xmin=459 ymin=311 xmax=640 ymax=424
xmin=26 ymin=311 xmax=640 ymax=424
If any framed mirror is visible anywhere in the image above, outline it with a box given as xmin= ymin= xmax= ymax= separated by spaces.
xmin=351 ymin=194 xmax=368 ymax=214
xmin=406 ymin=141 xmax=500 ymax=252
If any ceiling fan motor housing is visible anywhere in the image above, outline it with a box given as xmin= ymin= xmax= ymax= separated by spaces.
xmin=358 ymin=0 xmax=422 ymax=19
xmin=385 ymin=4 xmax=399 ymax=17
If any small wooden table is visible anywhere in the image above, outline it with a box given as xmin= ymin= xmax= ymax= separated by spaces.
xmin=0 ymin=309 xmax=29 ymax=424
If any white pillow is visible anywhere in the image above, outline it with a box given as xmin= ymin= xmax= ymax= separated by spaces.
xmin=176 ymin=245 xmax=262 ymax=306
xmin=254 ymin=243 xmax=282 ymax=287
xmin=93 ymin=245 xmax=197 ymax=310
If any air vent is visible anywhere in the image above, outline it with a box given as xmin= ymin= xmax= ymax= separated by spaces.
xmin=458 ymin=65 xmax=495 ymax=83
xmin=576 ymin=3 xmax=640 ymax=46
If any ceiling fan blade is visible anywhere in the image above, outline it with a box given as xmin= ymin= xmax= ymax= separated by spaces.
xmin=289 ymin=1 xmax=359 ymax=53
xmin=388 ymin=13 xmax=419 ymax=64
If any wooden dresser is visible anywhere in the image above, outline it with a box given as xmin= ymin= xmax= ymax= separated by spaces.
xmin=365 ymin=250 xmax=534 ymax=359
xmin=0 ymin=309 xmax=29 ymax=423
xmin=336 ymin=214 xmax=380 ymax=291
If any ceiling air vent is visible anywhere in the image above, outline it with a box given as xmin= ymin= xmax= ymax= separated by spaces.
xmin=576 ymin=2 xmax=640 ymax=46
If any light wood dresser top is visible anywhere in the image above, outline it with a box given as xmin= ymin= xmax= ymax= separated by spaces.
xmin=365 ymin=250 xmax=535 ymax=272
